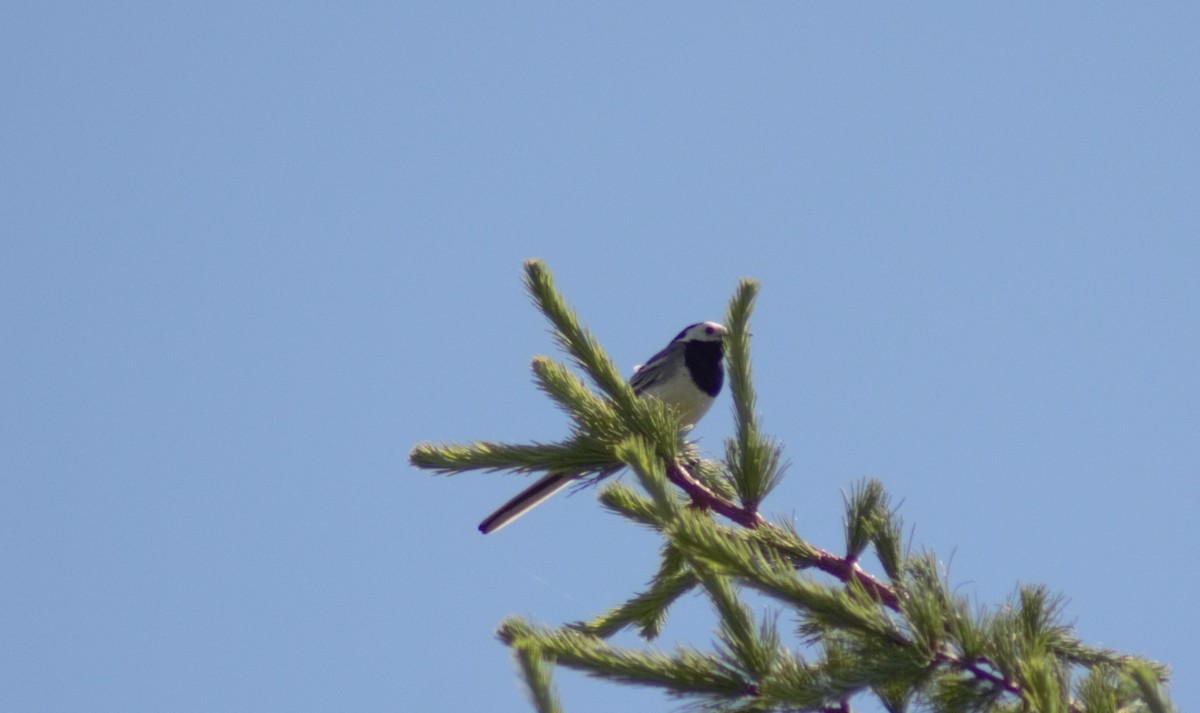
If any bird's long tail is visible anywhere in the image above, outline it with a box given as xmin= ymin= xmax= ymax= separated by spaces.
xmin=478 ymin=473 xmax=574 ymax=534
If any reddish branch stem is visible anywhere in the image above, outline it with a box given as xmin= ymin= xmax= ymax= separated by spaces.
xmin=662 ymin=459 xmax=767 ymax=529
xmin=664 ymin=459 xmax=899 ymax=610
xmin=660 ymin=458 xmax=1037 ymax=701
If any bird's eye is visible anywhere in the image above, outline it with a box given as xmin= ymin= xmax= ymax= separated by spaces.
xmin=705 ymin=326 xmax=714 ymax=334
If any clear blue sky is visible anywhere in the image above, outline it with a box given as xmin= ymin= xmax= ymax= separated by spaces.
xmin=3 ymin=4 xmax=1196 ymax=711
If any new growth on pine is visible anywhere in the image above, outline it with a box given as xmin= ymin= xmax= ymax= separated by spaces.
xmin=410 ymin=259 xmax=1173 ymax=713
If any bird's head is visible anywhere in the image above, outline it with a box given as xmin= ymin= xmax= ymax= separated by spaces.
xmin=674 ymin=321 xmax=727 ymax=343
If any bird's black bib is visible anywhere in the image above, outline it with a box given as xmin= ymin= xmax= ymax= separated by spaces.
xmin=684 ymin=340 xmax=724 ymax=397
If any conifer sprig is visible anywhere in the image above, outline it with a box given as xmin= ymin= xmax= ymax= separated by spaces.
xmin=410 ymin=260 xmax=1174 ymax=712
xmin=573 ymin=545 xmax=694 ymax=640
xmin=522 ymin=259 xmax=681 ymax=456
xmin=513 ymin=641 xmax=562 ymax=713
xmin=499 ymin=619 xmax=756 ymax=703
xmin=723 ymin=279 xmax=785 ymax=510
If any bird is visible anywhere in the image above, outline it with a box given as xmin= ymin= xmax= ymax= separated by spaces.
xmin=478 ymin=321 xmax=727 ymax=534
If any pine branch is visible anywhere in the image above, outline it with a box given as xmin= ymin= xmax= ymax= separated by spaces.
xmin=665 ymin=459 xmax=901 ymax=610
xmin=597 ymin=482 xmax=664 ymax=531
xmin=665 ymin=457 xmax=768 ymax=529
xmin=530 ymin=356 xmax=622 ymax=439
xmin=409 ymin=438 xmax=616 ymax=476
xmin=697 ymin=570 xmax=782 ymax=680
xmin=522 ymin=259 xmax=631 ymax=410
xmin=573 ymin=545 xmax=696 ymax=640
xmin=410 ymin=260 xmax=1175 ymax=712
xmin=513 ymin=641 xmax=563 ymax=713
xmin=521 ymin=259 xmax=682 ymax=457
xmin=499 ymin=618 xmax=757 ymax=702
xmin=724 ymin=279 xmax=785 ymax=508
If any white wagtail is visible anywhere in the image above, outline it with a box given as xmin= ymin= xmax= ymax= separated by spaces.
xmin=479 ymin=321 xmax=727 ymax=534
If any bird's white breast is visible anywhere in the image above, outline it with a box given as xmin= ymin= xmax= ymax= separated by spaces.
xmin=638 ymin=368 xmax=715 ymax=427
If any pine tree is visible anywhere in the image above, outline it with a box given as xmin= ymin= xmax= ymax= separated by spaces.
xmin=410 ymin=259 xmax=1173 ymax=713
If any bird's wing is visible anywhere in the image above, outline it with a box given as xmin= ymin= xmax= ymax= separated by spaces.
xmin=629 ymin=341 xmax=683 ymax=396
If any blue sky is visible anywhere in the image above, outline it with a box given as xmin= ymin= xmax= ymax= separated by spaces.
xmin=3 ymin=3 xmax=1196 ymax=711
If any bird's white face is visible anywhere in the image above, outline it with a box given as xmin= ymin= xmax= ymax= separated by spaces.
xmin=675 ymin=321 xmax=727 ymax=343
